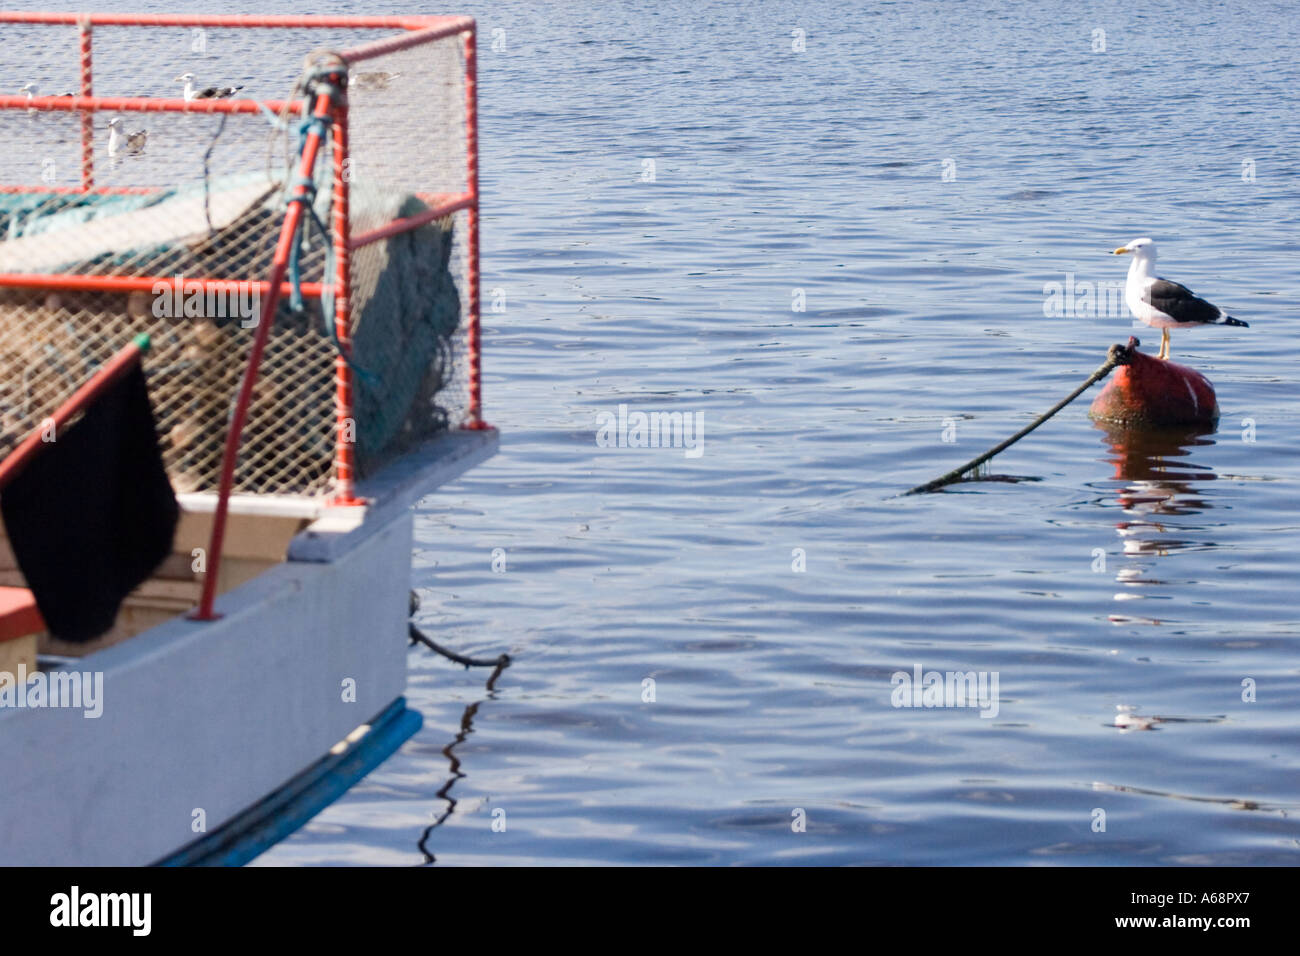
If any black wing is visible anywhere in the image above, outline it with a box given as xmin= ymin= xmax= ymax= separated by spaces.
xmin=1144 ymin=277 xmax=1222 ymax=325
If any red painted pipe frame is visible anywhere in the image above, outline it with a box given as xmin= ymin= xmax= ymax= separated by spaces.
xmin=463 ymin=27 xmax=487 ymax=430
xmin=1 ymin=14 xmax=489 ymax=617
xmin=330 ymin=103 xmax=361 ymax=506
xmin=0 ymin=13 xmax=471 ymax=30
xmin=347 ymin=194 xmax=474 ymax=250
xmin=0 ymin=94 xmax=299 ymax=115
xmin=0 ymin=184 xmax=157 ymax=196
xmin=0 ymin=273 xmax=324 ymax=297
xmin=78 ymin=17 xmax=93 ymax=191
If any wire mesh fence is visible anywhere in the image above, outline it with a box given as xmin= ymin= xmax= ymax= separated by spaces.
xmin=0 ymin=15 xmax=478 ymax=498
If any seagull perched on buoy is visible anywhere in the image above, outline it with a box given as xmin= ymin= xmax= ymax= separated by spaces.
xmin=176 ymin=72 xmax=244 ymax=101
xmin=106 ymin=117 xmax=147 ymax=157
xmin=1113 ymin=238 xmax=1248 ymax=361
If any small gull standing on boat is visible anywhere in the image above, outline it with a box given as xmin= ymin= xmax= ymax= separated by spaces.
xmin=176 ymin=72 xmax=244 ymax=101
xmin=349 ymin=71 xmax=401 ymax=91
xmin=1113 ymin=237 xmax=1248 ymax=360
xmin=107 ymin=117 xmax=147 ymax=157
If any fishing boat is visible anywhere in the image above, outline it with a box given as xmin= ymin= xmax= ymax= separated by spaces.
xmin=0 ymin=12 xmax=493 ymax=865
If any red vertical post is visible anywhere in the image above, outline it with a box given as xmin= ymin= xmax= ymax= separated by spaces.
xmin=78 ymin=17 xmax=93 ymax=191
xmin=192 ymin=86 xmax=340 ymax=621
xmin=330 ymin=101 xmax=363 ymax=505
xmin=462 ymin=25 xmax=487 ymax=429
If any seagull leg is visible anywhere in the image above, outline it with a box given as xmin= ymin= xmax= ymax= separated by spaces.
xmin=1159 ymin=329 xmax=1170 ymax=361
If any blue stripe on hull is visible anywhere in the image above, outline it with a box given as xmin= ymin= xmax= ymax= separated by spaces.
xmin=153 ymin=697 xmax=422 ymax=867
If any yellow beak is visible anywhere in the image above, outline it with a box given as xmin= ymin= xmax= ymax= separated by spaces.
xmin=1113 ymin=247 xmax=1129 ymax=255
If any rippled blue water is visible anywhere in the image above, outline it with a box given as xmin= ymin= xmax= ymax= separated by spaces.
xmin=28 ymin=0 xmax=1297 ymax=864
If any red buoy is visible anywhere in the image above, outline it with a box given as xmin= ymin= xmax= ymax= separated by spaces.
xmin=1089 ymin=337 xmax=1218 ymax=427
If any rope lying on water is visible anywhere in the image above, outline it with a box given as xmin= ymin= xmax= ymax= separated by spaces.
xmin=408 ymin=590 xmax=511 ymax=675
xmin=903 ymin=342 xmax=1129 ymax=496
xmin=409 ymin=622 xmax=511 ymax=671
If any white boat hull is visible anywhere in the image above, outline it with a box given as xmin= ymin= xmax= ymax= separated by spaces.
xmin=0 ymin=429 xmax=496 ymax=866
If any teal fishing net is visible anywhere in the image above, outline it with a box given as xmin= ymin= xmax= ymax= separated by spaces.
xmin=0 ymin=174 xmax=461 ymax=494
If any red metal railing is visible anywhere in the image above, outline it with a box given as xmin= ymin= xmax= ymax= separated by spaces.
xmin=330 ymin=101 xmax=361 ymax=507
xmin=0 ymin=275 xmax=325 ymax=296
xmin=0 ymin=94 xmax=300 ymax=114
xmin=78 ymin=17 xmax=93 ymax=191
xmin=0 ymin=13 xmax=471 ymax=30
xmin=0 ymin=12 xmax=487 ymax=622
xmin=463 ymin=26 xmax=486 ymax=430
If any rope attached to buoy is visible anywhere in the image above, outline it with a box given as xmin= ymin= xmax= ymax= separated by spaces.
xmin=408 ymin=590 xmax=511 ymax=677
xmin=903 ymin=341 xmax=1132 ymax=495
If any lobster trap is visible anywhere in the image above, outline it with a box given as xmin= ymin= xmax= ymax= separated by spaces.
xmin=0 ymin=12 xmax=485 ymax=505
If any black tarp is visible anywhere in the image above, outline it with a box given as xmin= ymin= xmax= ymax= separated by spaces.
xmin=1 ymin=364 xmax=179 ymax=643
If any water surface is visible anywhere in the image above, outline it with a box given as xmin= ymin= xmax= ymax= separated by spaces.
xmin=25 ymin=0 xmax=1296 ymax=865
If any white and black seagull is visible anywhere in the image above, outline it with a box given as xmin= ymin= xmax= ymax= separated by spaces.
xmin=19 ymin=82 xmax=39 ymax=113
xmin=176 ymin=72 xmax=244 ymax=101
xmin=1113 ymin=237 xmax=1248 ymax=361
xmin=106 ymin=117 xmax=147 ymax=157
xmin=20 ymin=82 xmax=75 ymax=104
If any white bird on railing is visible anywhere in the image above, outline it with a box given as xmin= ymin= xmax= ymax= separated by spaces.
xmin=107 ymin=117 xmax=147 ymax=157
xmin=20 ymin=83 xmax=74 ymax=115
xmin=21 ymin=83 xmax=76 ymax=98
xmin=349 ymin=70 xmax=401 ymax=91
xmin=176 ymin=72 xmax=244 ymax=101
